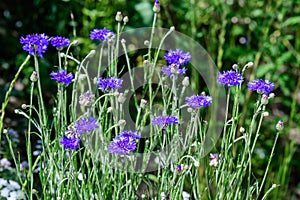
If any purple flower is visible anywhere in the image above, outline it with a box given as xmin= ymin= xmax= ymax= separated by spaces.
xmin=60 ymin=136 xmax=80 ymax=150
xmin=79 ymin=91 xmax=95 ymax=106
xmin=209 ymin=153 xmax=219 ymax=167
xmin=152 ymin=116 xmax=179 ymax=126
xmin=50 ymin=36 xmax=70 ymax=49
xmin=97 ymin=76 xmax=123 ymax=91
xmin=185 ymin=95 xmax=212 ymax=108
xmin=74 ymin=117 xmax=99 ymax=134
xmin=20 ymin=33 xmax=49 ymax=57
xmin=90 ymin=28 xmax=114 ymax=41
xmin=0 ymin=158 xmax=11 ymax=170
xmin=161 ymin=64 xmax=187 ymax=77
xmin=50 ymin=70 xmax=73 ymax=85
xmin=217 ymin=70 xmax=244 ymax=87
xmin=108 ymin=131 xmax=141 ymax=155
xmin=247 ymin=79 xmax=274 ymax=94
xmin=164 ymin=49 xmax=191 ymax=66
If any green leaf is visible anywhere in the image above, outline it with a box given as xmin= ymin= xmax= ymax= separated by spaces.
xmin=281 ymin=16 xmax=300 ymax=27
xmin=256 ymin=63 xmax=275 ymax=78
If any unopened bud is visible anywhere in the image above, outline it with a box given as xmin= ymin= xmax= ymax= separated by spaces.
xmin=194 ymin=160 xmax=200 ymax=167
xmin=261 ymin=94 xmax=268 ymax=105
xmin=30 ymin=71 xmax=38 ymax=82
xmin=21 ymin=104 xmax=27 ymax=109
xmin=170 ymin=26 xmax=175 ymax=31
xmin=247 ymin=61 xmax=254 ymax=68
xmin=118 ymin=119 xmax=126 ymax=126
xmin=143 ymin=60 xmax=150 ymax=67
xmin=269 ymin=93 xmax=275 ymax=99
xmin=141 ymin=99 xmax=148 ymax=108
xmin=107 ymin=107 xmax=113 ymax=113
xmin=144 ymin=40 xmax=149 ymax=46
xmin=263 ymin=112 xmax=269 ymax=117
xmin=276 ymin=120 xmax=284 ymax=131
xmin=123 ymin=16 xmax=129 ymax=24
xmin=240 ymin=127 xmax=245 ymax=133
xmin=153 ymin=0 xmax=160 ymax=13
xmin=182 ymin=76 xmax=189 ymax=87
xmin=79 ymin=74 xmax=87 ymax=81
xmin=115 ymin=11 xmax=123 ymax=22
xmin=232 ymin=64 xmax=238 ymax=70
xmin=118 ymin=93 xmax=126 ymax=103
xmin=72 ymin=40 xmax=79 ymax=46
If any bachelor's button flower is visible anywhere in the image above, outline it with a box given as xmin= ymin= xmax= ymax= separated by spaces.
xmin=20 ymin=33 xmax=49 ymax=57
xmin=50 ymin=36 xmax=70 ymax=49
xmin=97 ymin=76 xmax=123 ymax=91
xmin=0 ymin=158 xmax=11 ymax=170
xmin=161 ymin=64 xmax=187 ymax=77
xmin=50 ymin=69 xmax=73 ymax=85
xmin=247 ymin=79 xmax=274 ymax=95
xmin=74 ymin=117 xmax=99 ymax=134
xmin=60 ymin=136 xmax=80 ymax=150
xmin=152 ymin=116 xmax=179 ymax=127
xmin=164 ymin=49 xmax=191 ymax=66
xmin=185 ymin=95 xmax=212 ymax=108
xmin=217 ymin=70 xmax=244 ymax=87
xmin=153 ymin=0 xmax=160 ymax=13
xmin=90 ymin=28 xmax=114 ymax=41
xmin=108 ymin=131 xmax=141 ymax=155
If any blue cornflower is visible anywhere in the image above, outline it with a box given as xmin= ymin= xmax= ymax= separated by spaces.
xmin=90 ymin=28 xmax=114 ymax=40
xmin=60 ymin=136 xmax=80 ymax=150
xmin=97 ymin=76 xmax=123 ymax=91
xmin=50 ymin=69 xmax=73 ymax=85
xmin=108 ymin=131 xmax=141 ymax=155
xmin=164 ymin=49 xmax=191 ymax=66
xmin=50 ymin=36 xmax=70 ymax=49
xmin=185 ymin=95 xmax=212 ymax=108
xmin=20 ymin=33 xmax=49 ymax=57
xmin=247 ymin=79 xmax=274 ymax=94
xmin=161 ymin=64 xmax=187 ymax=77
xmin=152 ymin=116 xmax=179 ymax=126
xmin=74 ymin=117 xmax=99 ymax=134
xmin=217 ymin=70 xmax=244 ymax=87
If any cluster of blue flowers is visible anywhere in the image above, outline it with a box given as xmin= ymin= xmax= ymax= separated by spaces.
xmin=90 ymin=28 xmax=115 ymax=41
xmin=108 ymin=131 xmax=141 ymax=155
xmin=152 ymin=116 xmax=179 ymax=127
xmin=20 ymin=34 xmax=70 ymax=57
xmin=97 ymin=76 xmax=123 ymax=91
xmin=185 ymin=95 xmax=212 ymax=108
xmin=50 ymin=70 xmax=73 ymax=85
xmin=60 ymin=117 xmax=99 ymax=150
xmin=161 ymin=49 xmax=191 ymax=77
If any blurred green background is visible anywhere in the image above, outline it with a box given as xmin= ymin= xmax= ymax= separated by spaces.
xmin=0 ymin=0 xmax=300 ymax=199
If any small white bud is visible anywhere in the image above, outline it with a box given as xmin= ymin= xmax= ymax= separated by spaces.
xmin=194 ymin=161 xmax=200 ymax=167
xmin=263 ymin=112 xmax=269 ymax=117
xmin=118 ymin=93 xmax=126 ymax=103
xmin=261 ymin=94 xmax=268 ymax=105
xmin=247 ymin=61 xmax=254 ymax=68
xmin=89 ymin=50 xmax=96 ymax=57
xmin=30 ymin=71 xmax=38 ymax=82
xmin=170 ymin=26 xmax=175 ymax=31
xmin=144 ymin=40 xmax=149 ymax=46
xmin=118 ymin=119 xmax=126 ymax=126
xmin=107 ymin=107 xmax=113 ymax=113
xmin=269 ymin=93 xmax=275 ymax=98
xmin=276 ymin=120 xmax=284 ymax=131
xmin=232 ymin=64 xmax=238 ymax=70
xmin=115 ymin=11 xmax=123 ymax=22
xmin=123 ymin=16 xmax=129 ymax=23
xmin=240 ymin=127 xmax=245 ymax=133
xmin=21 ymin=104 xmax=27 ymax=109
xmin=182 ymin=76 xmax=189 ymax=87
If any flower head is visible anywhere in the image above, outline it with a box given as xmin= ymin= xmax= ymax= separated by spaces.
xmin=74 ymin=117 xmax=99 ymax=134
xmin=247 ymin=79 xmax=274 ymax=94
xmin=97 ymin=76 xmax=123 ymax=91
xmin=152 ymin=115 xmax=179 ymax=127
xmin=276 ymin=120 xmax=284 ymax=131
xmin=79 ymin=91 xmax=95 ymax=106
xmin=164 ymin=49 xmax=191 ymax=66
xmin=50 ymin=69 xmax=73 ymax=85
xmin=50 ymin=36 xmax=70 ymax=49
xmin=217 ymin=70 xmax=244 ymax=87
xmin=108 ymin=131 xmax=141 ymax=155
xmin=185 ymin=95 xmax=212 ymax=108
xmin=209 ymin=153 xmax=219 ymax=167
xmin=161 ymin=64 xmax=187 ymax=77
xmin=60 ymin=136 xmax=80 ymax=150
xmin=20 ymin=33 xmax=49 ymax=57
xmin=90 ymin=28 xmax=114 ymax=41
xmin=153 ymin=0 xmax=160 ymax=12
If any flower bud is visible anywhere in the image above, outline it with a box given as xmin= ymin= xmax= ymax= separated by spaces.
xmin=107 ymin=107 xmax=113 ymax=113
xmin=263 ymin=112 xmax=269 ymax=117
xmin=232 ymin=64 xmax=238 ymax=70
xmin=269 ymin=93 xmax=275 ymax=99
xmin=72 ymin=40 xmax=79 ymax=46
xmin=276 ymin=120 xmax=284 ymax=131
xmin=144 ymin=40 xmax=149 ymax=46
xmin=123 ymin=16 xmax=129 ymax=24
xmin=118 ymin=119 xmax=126 ymax=126
xmin=182 ymin=76 xmax=189 ymax=87
xmin=30 ymin=71 xmax=38 ymax=82
xmin=141 ymin=99 xmax=148 ymax=108
xmin=21 ymin=104 xmax=27 ymax=109
xmin=261 ymin=94 xmax=268 ymax=105
xmin=153 ymin=0 xmax=160 ymax=13
xmin=240 ymin=126 xmax=245 ymax=133
xmin=247 ymin=61 xmax=254 ymax=68
xmin=115 ymin=11 xmax=123 ymax=22
xmin=118 ymin=93 xmax=126 ymax=104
